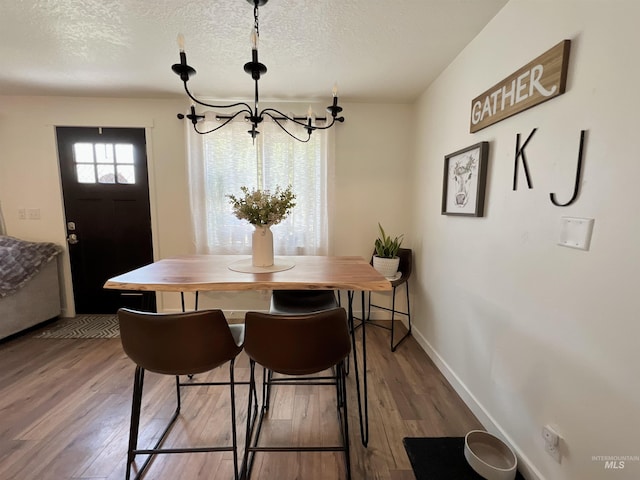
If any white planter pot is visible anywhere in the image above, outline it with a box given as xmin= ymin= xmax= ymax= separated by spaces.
xmin=372 ymin=255 xmax=400 ymax=278
xmin=252 ymin=225 xmax=274 ymax=267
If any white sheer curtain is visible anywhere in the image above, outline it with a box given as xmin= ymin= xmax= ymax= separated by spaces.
xmin=187 ymin=113 xmax=334 ymax=256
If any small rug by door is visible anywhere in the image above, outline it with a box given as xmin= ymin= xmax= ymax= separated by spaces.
xmin=35 ymin=314 xmax=119 ymax=339
xmin=403 ymin=437 xmax=525 ymax=479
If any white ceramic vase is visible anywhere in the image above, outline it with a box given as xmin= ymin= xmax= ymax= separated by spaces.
xmin=252 ymin=225 xmax=274 ymax=267
xmin=372 ymin=255 xmax=400 ymax=278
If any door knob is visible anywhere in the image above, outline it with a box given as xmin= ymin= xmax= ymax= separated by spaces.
xmin=67 ymin=233 xmax=79 ymax=244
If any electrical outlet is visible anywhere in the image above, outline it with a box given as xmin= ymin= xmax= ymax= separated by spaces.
xmin=542 ymin=425 xmax=562 ymax=463
xmin=18 ymin=208 xmax=26 ymax=220
xmin=545 ymin=442 xmax=561 ymax=463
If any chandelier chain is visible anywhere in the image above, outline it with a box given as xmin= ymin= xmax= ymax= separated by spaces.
xmin=254 ymin=3 xmax=260 ymax=39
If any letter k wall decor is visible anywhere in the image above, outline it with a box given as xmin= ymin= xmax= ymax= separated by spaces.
xmin=469 ymin=40 xmax=571 ymax=133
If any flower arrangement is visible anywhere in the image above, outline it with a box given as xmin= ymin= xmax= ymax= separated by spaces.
xmin=227 ymin=185 xmax=296 ymax=226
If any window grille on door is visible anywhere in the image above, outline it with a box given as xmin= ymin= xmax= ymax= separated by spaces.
xmin=73 ymin=142 xmax=136 ymax=184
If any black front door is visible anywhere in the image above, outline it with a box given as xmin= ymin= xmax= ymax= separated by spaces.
xmin=57 ymin=127 xmax=156 ymax=313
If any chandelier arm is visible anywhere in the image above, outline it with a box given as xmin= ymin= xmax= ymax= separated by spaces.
xmin=265 ymin=113 xmax=312 ymax=143
xmin=193 ymin=110 xmax=251 ymax=135
xmin=217 ymin=112 xmax=330 ymax=123
xmin=183 ymin=82 xmax=253 ymax=113
xmin=301 ymin=115 xmax=346 ymax=131
xmin=260 ymin=108 xmax=318 ymax=129
xmin=261 ymin=108 xmax=345 ymax=131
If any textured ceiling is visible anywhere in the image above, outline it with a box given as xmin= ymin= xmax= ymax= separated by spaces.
xmin=0 ymin=0 xmax=508 ymax=103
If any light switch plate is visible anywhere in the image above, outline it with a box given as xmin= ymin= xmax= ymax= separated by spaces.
xmin=559 ymin=217 xmax=594 ymax=251
xmin=28 ymin=208 xmax=41 ymax=220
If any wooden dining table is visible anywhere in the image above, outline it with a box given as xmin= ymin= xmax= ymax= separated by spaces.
xmin=104 ymin=254 xmax=391 ymax=447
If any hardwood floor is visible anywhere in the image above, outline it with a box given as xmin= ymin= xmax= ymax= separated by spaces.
xmin=0 ymin=321 xmax=481 ymax=479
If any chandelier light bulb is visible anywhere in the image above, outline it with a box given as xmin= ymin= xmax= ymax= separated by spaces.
xmin=251 ymin=29 xmax=258 ymax=50
xmin=332 ymin=83 xmax=338 ymax=97
xmin=177 ymin=33 xmax=185 ymax=52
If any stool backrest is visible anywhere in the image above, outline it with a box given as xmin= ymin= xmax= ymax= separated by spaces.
xmin=270 ymin=290 xmax=338 ymax=315
xmin=244 ymin=307 xmax=351 ymax=376
xmin=118 ymin=308 xmax=242 ymax=375
xmin=397 ymin=248 xmax=413 ymax=280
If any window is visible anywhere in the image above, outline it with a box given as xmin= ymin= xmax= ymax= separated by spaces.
xmin=187 ymin=116 xmax=334 ymax=256
xmin=73 ymin=142 xmax=135 ymax=184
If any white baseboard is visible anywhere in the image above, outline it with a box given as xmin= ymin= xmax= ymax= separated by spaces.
xmin=410 ymin=326 xmax=545 ymax=480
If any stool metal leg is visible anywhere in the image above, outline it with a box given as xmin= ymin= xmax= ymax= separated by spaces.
xmin=241 ymin=359 xmax=351 ymax=479
xmin=126 ymin=366 xmax=144 ymax=480
xmin=367 ymin=279 xmax=412 ymax=352
xmin=338 ymin=361 xmax=351 ymax=480
xmin=126 ymin=368 xmax=182 ymax=480
xmin=229 ymin=359 xmax=239 ymax=480
xmin=125 ymin=364 xmax=239 ymax=480
xmin=390 ymin=280 xmax=412 ymax=351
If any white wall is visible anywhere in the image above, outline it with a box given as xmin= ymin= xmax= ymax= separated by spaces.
xmin=412 ymin=1 xmax=640 ymax=479
xmin=0 ymin=96 xmax=413 ymax=316
xmin=333 ymin=102 xmax=414 ymax=253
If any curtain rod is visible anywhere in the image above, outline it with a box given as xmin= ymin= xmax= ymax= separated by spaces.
xmin=215 ymin=114 xmax=328 ymax=122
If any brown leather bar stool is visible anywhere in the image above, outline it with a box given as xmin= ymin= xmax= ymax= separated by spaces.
xmin=241 ymin=307 xmax=352 ymax=480
xmin=269 ymin=289 xmax=338 ymax=314
xmin=368 ymin=248 xmax=413 ymax=351
xmin=118 ymin=308 xmax=244 ymax=480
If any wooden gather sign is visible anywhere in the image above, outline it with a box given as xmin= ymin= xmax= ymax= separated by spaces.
xmin=470 ymin=40 xmax=571 ymax=133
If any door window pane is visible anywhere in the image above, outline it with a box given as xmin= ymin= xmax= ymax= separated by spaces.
xmin=95 ymin=143 xmax=115 ymax=164
xmin=76 ymin=164 xmax=96 ymax=183
xmin=72 ymin=141 xmax=137 ymax=184
xmin=74 ymin=143 xmax=94 ymax=163
xmin=97 ymin=164 xmax=116 ymax=183
xmin=116 ymin=165 xmax=135 ymax=184
xmin=115 ymin=144 xmax=134 ymax=164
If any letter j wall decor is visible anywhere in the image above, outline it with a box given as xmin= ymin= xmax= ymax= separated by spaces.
xmin=441 ymin=141 xmax=489 ymax=217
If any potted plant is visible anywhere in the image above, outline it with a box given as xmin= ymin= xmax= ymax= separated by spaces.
xmin=373 ymin=223 xmax=404 ymax=278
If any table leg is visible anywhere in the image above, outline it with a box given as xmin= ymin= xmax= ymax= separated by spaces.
xmin=348 ymin=290 xmax=369 ymax=447
xmin=140 ymin=292 xmax=156 ymax=312
xmin=181 ymin=291 xmax=200 ymax=381
xmin=180 ymin=291 xmax=199 ymax=312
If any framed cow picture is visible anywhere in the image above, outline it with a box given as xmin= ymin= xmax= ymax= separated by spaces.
xmin=441 ymin=141 xmax=489 ymax=217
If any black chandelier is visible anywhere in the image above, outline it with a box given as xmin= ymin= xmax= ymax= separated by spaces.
xmin=171 ymin=0 xmax=345 ymax=142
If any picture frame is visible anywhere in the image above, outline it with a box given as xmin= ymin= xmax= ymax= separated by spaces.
xmin=441 ymin=141 xmax=489 ymax=217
